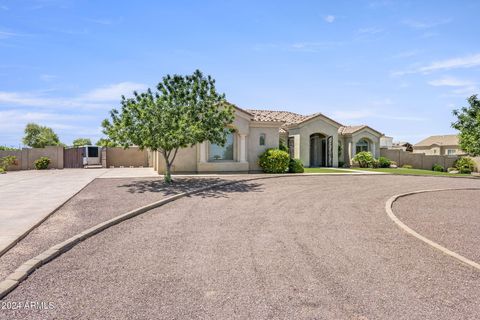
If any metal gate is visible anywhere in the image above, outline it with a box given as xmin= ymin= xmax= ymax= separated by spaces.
xmin=64 ymin=147 xmax=84 ymax=168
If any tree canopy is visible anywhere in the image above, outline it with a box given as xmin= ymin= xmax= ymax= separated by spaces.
xmin=22 ymin=123 xmax=61 ymax=148
xmin=102 ymin=70 xmax=235 ymax=182
xmin=72 ymin=138 xmax=92 ymax=147
xmin=96 ymin=138 xmax=119 ymax=147
xmin=452 ymin=95 xmax=480 ymax=156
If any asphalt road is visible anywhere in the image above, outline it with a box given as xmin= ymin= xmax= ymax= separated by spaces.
xmin=1 ymin=175 xmax=480 ymax=319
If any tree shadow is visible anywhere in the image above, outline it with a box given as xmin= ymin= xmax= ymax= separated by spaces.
xmin=117 ymin=177 xmax=264 ymax=198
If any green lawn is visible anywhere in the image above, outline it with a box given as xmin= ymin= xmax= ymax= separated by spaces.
xmin=303 ymin=168 xmax=354 ymax=173
xmin=348 ymin=167 xmax=474 ymax=177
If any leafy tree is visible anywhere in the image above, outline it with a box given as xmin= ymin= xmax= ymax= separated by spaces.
xmin=72 ymin=138 xmax=92 ymax=147
xmin=96 ymin=138 xmax=119 ymax=147
xmin=0 ymin=146 xmax=18 ymax=151
xmin=22 ymin=123 xmax=61 ymax=148
xmin=102 ymin=70 xmax=235 ymax=183
xmin=452 ymin=95 xmax=480 ymax=156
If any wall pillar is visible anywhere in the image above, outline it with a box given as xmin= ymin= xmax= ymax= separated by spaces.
xmin=199 ymin=142 xmax=207 ymax=163
xmin=239 ymin=134 xmax=247 ymax=162
xmin=372 ymin=142 xmax=377 ymax=158
xmin=348 ymin=141 xmax=353 ymax=164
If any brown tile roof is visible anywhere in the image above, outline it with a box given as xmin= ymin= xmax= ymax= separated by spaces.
xmin=246 ymin=109 xmax=326 ymax=133
xmin=246 ymin=109 xmax=318 ymax=125
xmin=414 ymin=134 xmax=459 ymax=147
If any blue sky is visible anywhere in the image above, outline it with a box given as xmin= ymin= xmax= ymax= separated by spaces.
xmin=1 ymin=0 xmax=479 ymax=146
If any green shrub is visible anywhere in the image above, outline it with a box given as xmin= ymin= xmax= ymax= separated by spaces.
xmin=34 ymin=156 xmax=50 ymax=170
xmin=0 ymin=168 xmax=5 ymax=174
xmin=352 ymin=151 xmax=374 ymax=168
xmin=279 ymin=140 xmax=288 ymax=152
xmin=454 ymin=157 xmax=476 ymax=174
xmin=288 ymin=158 xmax=304 ymax=173
xmin=258 ymin=148 xmax=289 ymax=173
xmin=432 ymin=163 xmax=444 ymax=172
xmin=0 ymin=155 xmax=17 ymax=172
xmin=378 ymin=157 xmax=391 ymax=168
xmin=402 ymin=164 xmax=413 ymax=169
xmin=338 ymin=161 xmax=345 ymax=168
xmin=371 ymin=159 xmax=380 ymax=168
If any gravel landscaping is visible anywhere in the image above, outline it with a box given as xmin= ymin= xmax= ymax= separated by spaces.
xmin=393 ymin=189 xmax=480 ymax=263
xmin=1 ymin=175 xmax=480 ymax=319
xmin=0 ymin=176 xmax=243 ymax=281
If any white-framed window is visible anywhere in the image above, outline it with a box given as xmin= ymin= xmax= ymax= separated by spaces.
xmin=259 ymin=133 xmax=266 ymax=146
xmin=356 ymin=139 xmax=369 ymax=153
xmin=209 ymin=132 xmax=234 ymax=161
xmin=447 ymin=149 xmax=456 ymax=155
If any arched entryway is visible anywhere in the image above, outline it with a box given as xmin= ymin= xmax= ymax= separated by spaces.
xmin=310 ymin=133 xmax=332 ymax=167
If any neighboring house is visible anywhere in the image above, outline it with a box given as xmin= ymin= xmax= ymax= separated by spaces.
xmin=154 ymin=105 xmax=384 ymax=173
xmin=391 ymin=141 xmax=413 ymax=152
xmin=380 ymin=136 xmax=393 ymax=149
xmin=413 ymin=134 xmax=465 ymax=156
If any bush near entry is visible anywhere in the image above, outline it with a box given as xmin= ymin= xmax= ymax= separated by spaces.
xmin=378 ymin=156 xmax=392 ymax=168
xmin=432 ymin=163 xmax=444 ymax=172
xmin=288 ymin=158 xmax=304 ymax=173
xmin=259 ymin=148 xmax=290 ymax=173
xmin=454 ymin=157 xmax=476 ymax=174
xmin=352 ymin=151 xmax=374 ymax=168
xmin=402 ymin=164 xmax=413 ymax=169
xmin=34 ymin=157 xmax=50 ymax=170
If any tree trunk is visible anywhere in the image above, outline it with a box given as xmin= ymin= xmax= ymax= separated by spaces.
xmin=162 ymin=151 xmax=173 ymax=184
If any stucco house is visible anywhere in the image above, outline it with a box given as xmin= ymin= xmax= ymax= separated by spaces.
xmin=154 ymin=105 xmax=384 ymax=173
xmin=413 ymin=134 xmax=466 ymax=156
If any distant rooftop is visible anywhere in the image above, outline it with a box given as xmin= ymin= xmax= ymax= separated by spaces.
xmin=414 ymin=134 xmax=459 ymax=147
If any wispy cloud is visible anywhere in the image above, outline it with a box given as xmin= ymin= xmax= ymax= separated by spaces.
xmin=82 ymin=82 xmax=148 ymax=101
xmin=0 ymin=82 xmax=148 ymax=110
xmin=331 ymin=109 xmax=425 ymax=122
xmin=402 ymin=18 xmax=452 ymax=29
xmin=428 ymin=76 xmax=475 ymax=87
xmin=324 ymin=15 xmax=335 ymax=23
xmin=0 ymin=30 xmax=19 ymax=39
xmin=0 ymin=5 xmax=8 ymax=10
xmin=40 ymin=74 xmax=57 ymax=82
xmin=357 ymin=27 xmax=383 ymax=35
xmin=392 ymin=53 xmax=480 ymax=76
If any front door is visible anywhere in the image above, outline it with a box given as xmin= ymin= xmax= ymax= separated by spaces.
xmin=310 ymin=135 xmax=323 ymax=167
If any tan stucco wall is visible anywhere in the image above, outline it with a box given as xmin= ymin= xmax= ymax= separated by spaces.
xmin=247 ymin=126 xmax=280 ymax=171
xmin=1 ymin=147 xmax=64 ymax=170
xmin=156 ymin=145 xmax=197 ymax=174
xmin=106 ymin=147 xmax=149 ymax=167
xmin=351 ymin=129 xmax=381 ymax=159
xmin=380 ymin=149 xmax=459 ymax=170
xmin=290 ymin=118 xmax=339 ymax=167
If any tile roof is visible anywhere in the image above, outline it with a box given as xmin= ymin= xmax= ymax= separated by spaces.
xmin=338 ymin=125 xmax=367 ymax=135
xmin=246 ymin=109 xmax=325 ymax=133
xmin=414 ymin=134 xmax=459 ymax=147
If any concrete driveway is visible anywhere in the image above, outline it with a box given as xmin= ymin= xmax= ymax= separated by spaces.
xmin=0 ymin=169 xmax=107 ymax=256
xmin=1 ymin=175 xmax=480 ymax=319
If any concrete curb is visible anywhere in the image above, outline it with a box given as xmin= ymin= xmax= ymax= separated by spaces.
xmin=0 ymin=177 xmax=100 ymax=259
xmin=386 ymin=187 xmax=480 ymax=272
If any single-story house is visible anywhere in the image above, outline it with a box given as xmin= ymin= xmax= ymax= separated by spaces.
xmin=413 ymin=134 xmax=466 ymax=156
xmin=154 ymin=104 xmax=384 ymax=173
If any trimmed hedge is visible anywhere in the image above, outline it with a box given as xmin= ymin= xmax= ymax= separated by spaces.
xmin=378 ymin=156 xmax=391 ymax=168
xmin=288 ymin=158 xmax=304 ymax=173
xmin=454 ymin=157 xmax=476 ymax=174
xmin=258 ymin=148 xmax=289 ymax=173
xmin=34 ymin=156 xmax=50 ymax=170
xmin=352 ymin=151 xmax=374 ymax=168
xmin=432 ymin=163 xmax=444 ymax=172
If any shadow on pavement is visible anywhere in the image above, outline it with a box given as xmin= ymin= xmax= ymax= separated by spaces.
xmin=117 ymin=178 xmax=264 ymax=198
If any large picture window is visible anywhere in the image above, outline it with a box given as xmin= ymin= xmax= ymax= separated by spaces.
xmin=209 ymin=132 xmax=234 ymax=161
xmin=356 ymin=139 xmax=369 ymax=153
